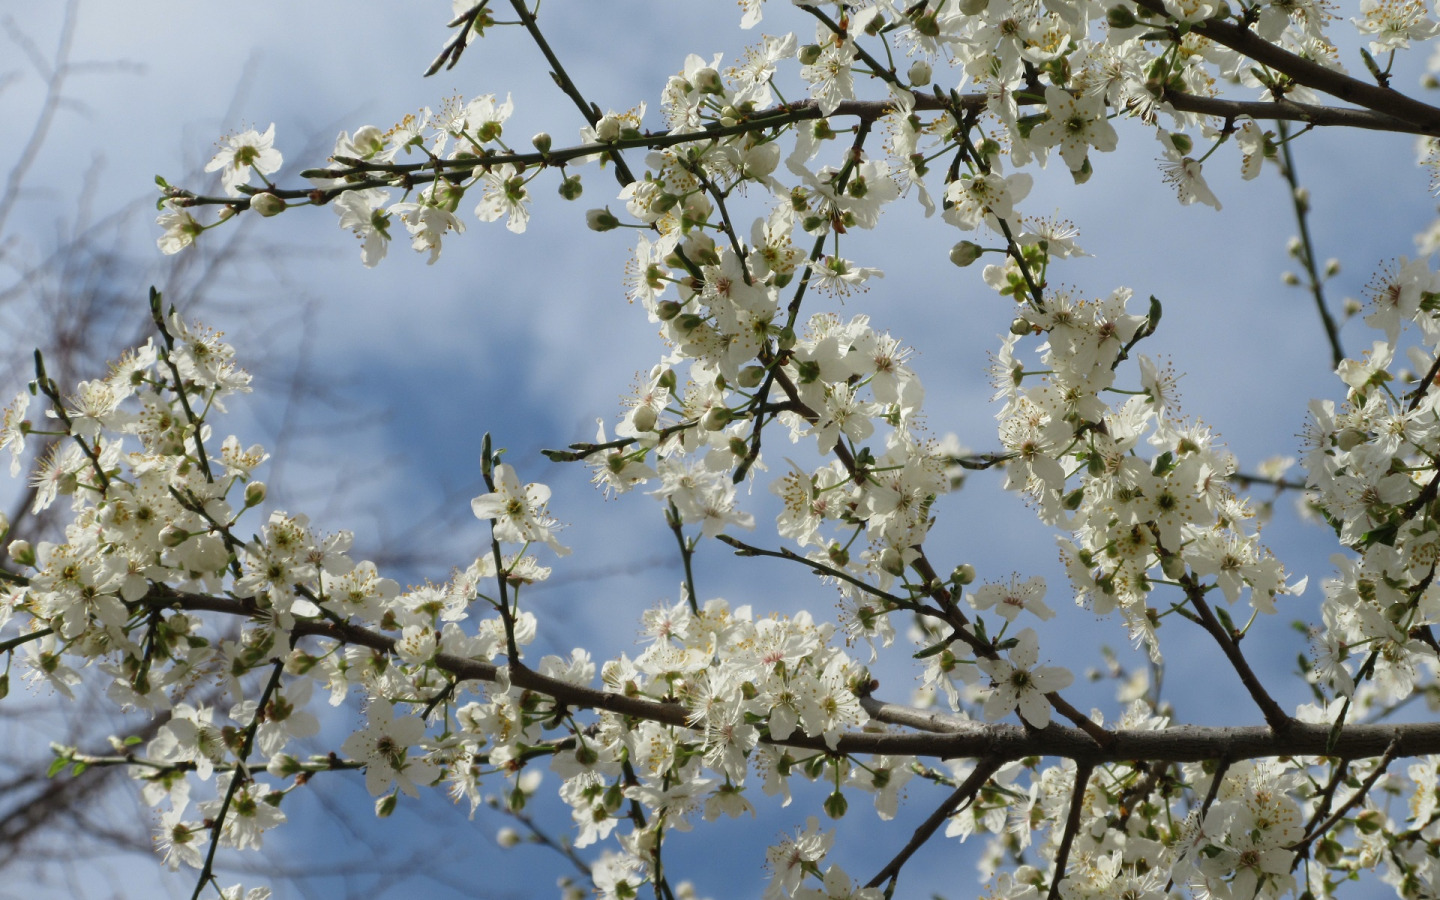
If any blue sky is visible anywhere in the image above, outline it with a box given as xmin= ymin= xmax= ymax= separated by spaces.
xmin=3 ymin=1 xmax=1439 ymax=898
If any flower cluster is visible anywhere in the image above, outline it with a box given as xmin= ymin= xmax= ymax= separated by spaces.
xmin=32 ymin=0 xmax=1440 ymax=898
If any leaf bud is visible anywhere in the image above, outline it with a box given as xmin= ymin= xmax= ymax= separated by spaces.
xmin=250 ymin=192 xmax=286 ymax=217
xmin=950 ymin=241 xmax=983 ymax=267
xmin=586 ymin=208 xmax=620 ymax=232
xmin=798 ymin=44 xmax=823 ymax=66
xmin=908 ymin=60 xmax=933 ymax=87
xmin=9 ymin=539 xmax=34 ymax=567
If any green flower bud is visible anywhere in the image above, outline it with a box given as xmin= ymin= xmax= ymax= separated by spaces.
xmin=1106 ymin=5 xmax=1137 ymax=27
xmin=558 ymin=175 xmax=583 ymax=200
xmin=950 ymin=241 xmax=983 ymax=267
xmin=10 ymin=539 xmax=35 ymax=567
xmin=531 ymin=132 xmax=552 ymax=154
xmin=908 ymin=60 xmax=933 ymax=87
xmin=586 ymin=208 xmax=620 ymax=231
xmin=702 ymin=407 xmax=732 ymax=431
xmin=245 ymin=481 xmax=267 ymax=507
xmin=632 ymin=405 xmax=658 ymax=433
xmin=250 ymin=192 xmax=286 ymax=217
xmin=692 ymin=67 xmax=724 ymax=94
xmin=798 ymin=44 xmax=823 ymax=66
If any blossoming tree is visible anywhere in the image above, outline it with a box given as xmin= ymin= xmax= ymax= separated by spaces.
xmin=6 ymin=1 xmax=1440 ymax=898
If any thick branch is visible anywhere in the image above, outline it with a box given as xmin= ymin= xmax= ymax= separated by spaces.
xmin=145 ymin=589 xmax=1440 ymax=765
xmin=1134 ymin=0 xmax=1440 ymax=132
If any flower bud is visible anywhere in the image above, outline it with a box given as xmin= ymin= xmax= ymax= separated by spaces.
xmin=655 ymin=300 xmax=683 ymax=321
xmin=950 ymin=241 xmax=983 ymax=267
xmin=594 ymin=115 xmax=622 ymax=143
xmin=497 ymin=827 xmax=522 ymax=848
xmin=531 ymin=132 xmax=552 ymax=154
xmin=1106 ymin=5 xmax=1137 ymax=27
xmin=250 ymin=192 xmax=286 ymax=217
xmin=798 ymin=44 xmax=823 ymax=66
xmin=824 ymin=790 xmax=848 ymax=819
xmin=692 ymin=67 xmax=724 ymax=94
xmin=586 ymin=208 xmax=619 ymax=231
xmin=558 ymin=175 xmax=583 ymax=200
xmin=245 ymin=481 xmax=267 ymax=507
xmin=1336 ymin=428 xmax=1367 ymax=451
xmin=1281 ymin=271 xmax=1300 ymax=287
xmin=952 ymin=563 xmax=976 ymax=586
xmin=702 ymin=407 xmax=732 ymax=431
xmin=737 ymin=365 xmax=766 ymax=389
xmin=908 ymin=60 xmax=932 ymax=87
xmin=877 ymin=547 xmax=905 ymax=577
xmin=958 ymin=0 xmax=988 ymax=12
xmin=1161 ymin=553 xmax=1187 ymax=580
xmin=159 ymin=524 xmax=188 ymax=548
xmin=1324 ymin=257 xmax=1340 ymax=278
xmin=375 ymin=793 xmax=397 ymax=818
xmin=1010 ymin=317 xmax=1033 ymax=336
xmin=9 ymin=539 xmax=34 ymax=567
xmin=632 ymin=404 xmax=658 ymax=433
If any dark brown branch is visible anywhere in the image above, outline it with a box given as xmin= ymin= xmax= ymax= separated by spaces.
xmin=140 ymin=588 xmax=1440 ymax=765
xmin=1182 ymin=579 xmax=1292 ymax=732
xmin=1133 ymin=0 xmax=1440 ymax=132
xmin=1047 ymin=762 xmax=1094 ymax=900
xmin=864 ymin=758 xmax=1003 ymax=889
